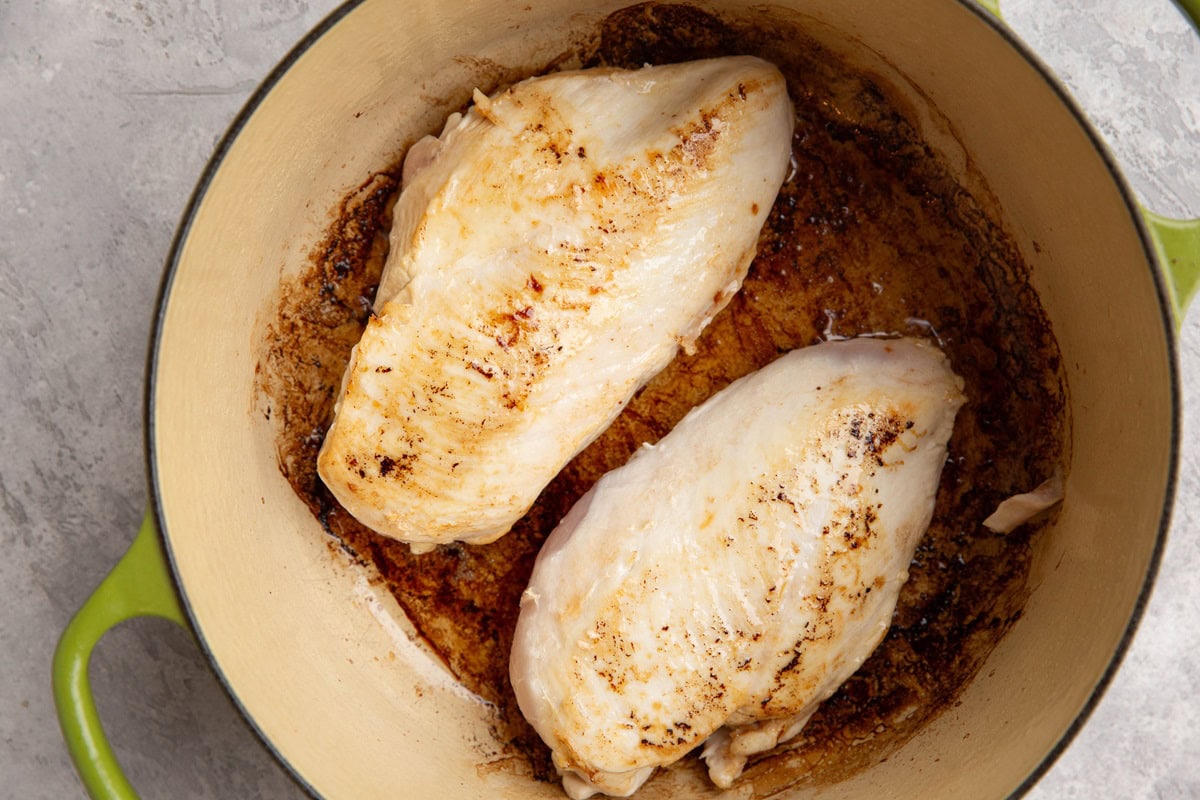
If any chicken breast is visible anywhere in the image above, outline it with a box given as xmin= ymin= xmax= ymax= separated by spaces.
xmin=510 ymin=337 xmax=965 ymax=799
xmin=317 ymin=57 xmax=794 ymax=550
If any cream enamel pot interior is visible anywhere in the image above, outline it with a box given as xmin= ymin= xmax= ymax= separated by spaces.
xmin=54 ymin=0 xmax=1200 ymax=798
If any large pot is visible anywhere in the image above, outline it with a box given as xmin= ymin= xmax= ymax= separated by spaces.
xmin=54 ymin=0 xmax=1200 ymax=798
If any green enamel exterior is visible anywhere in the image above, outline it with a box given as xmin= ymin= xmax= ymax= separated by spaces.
xmin=977 ymin=0 xmax=1003 ymax=19
xmin=1146 ymin=211 xmax=1200 ymax=325
xmin=52 ymin=508 xmax=188 ymax=800
xmin=1179 ymin=0 xmax=1200 ymax=30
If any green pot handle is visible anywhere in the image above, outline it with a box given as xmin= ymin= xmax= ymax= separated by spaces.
xmin=984 ymin=0 xmax=1200 ymax=325
xmin=52 ymin=507 xmax=189 ymax=800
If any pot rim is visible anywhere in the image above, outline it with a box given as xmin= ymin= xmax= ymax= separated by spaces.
xmin=143 ymin=1 xmax=1183 ymax=797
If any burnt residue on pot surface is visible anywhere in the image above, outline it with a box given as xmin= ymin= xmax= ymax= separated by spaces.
xmin=256 ymin=3 xmax=1067 ymax=794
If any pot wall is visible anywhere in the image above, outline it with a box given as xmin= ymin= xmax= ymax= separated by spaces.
xmin=151 ymin=1 xmax=1175 ymax=797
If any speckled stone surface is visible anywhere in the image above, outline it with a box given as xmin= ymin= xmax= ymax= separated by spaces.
xmin=1 ymin=1 xmax=1197 ymax=798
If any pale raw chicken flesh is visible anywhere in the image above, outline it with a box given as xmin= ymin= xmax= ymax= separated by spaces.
xmin=510 ymin=337 xmax=965 ymax=798
xmin=317 ymin=57 xmax=793 ymax=550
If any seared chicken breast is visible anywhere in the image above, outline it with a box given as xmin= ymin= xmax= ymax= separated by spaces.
xmin=318 ymin=57 xmax=793 ymax=550
xmin=510 ymin=337 xmax=965 ymax=798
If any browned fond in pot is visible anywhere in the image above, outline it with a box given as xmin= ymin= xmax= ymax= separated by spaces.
xmin=255 ymin=3 xmax=1067 ymax=793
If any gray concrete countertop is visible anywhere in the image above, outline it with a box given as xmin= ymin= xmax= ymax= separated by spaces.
xmin=2 ymin=1 xmax=1197 ymax=798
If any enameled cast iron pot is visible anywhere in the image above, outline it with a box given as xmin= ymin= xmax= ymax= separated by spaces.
xmin=54 ymin=1 xmax=1200 ymax=798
